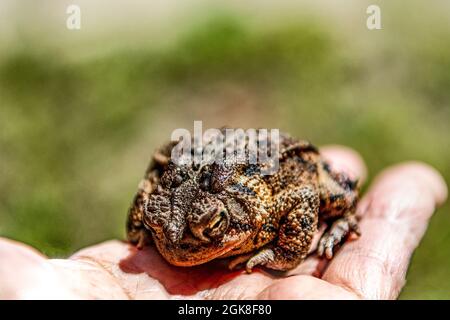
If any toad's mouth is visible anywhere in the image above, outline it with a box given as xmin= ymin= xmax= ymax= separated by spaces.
xmin=153 ymin=227 xmax=250 ymax=267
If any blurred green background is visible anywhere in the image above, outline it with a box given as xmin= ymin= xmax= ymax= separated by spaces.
xmin=0 ymin=0 xmax=449 ymax=299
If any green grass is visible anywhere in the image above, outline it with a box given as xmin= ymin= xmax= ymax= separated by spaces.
xmin=0 ymin=13 xmax=449 ymax=298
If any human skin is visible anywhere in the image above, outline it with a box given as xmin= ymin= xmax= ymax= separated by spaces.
xmin=0 ymin=146 xmax=447 ymax=299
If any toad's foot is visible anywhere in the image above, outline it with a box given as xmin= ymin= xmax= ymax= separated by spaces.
xmin=227 ymin=249 xmax=276 ymax=273
xmin=318 ymin=215 xmax=360 ymax=259
xmin=245 ymin=248 xmax=275 ymax=273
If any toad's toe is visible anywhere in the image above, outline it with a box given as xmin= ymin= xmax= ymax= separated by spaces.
xmin=245 ymin=248 xmax=275 ymax=273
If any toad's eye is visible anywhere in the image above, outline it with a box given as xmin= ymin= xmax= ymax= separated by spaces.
xmin=172 ymin=173 xmax=184 ymax=187
xmin=199 ymin=172 xmax=211 ymax=191
xmin=161 ymin=170 xmax=186 ymax=188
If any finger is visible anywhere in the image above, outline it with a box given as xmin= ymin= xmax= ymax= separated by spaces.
xmin=287 ymin=145 xmax=367 ymax=277
xmin=0 ymin=238 xmax=77 ymax=299
xmin=320 ymin=145 xmax=368 ymax=184
xmin=70 ymin=240 xmax=169 ymax=299
xmin=322 ymin=162 xmax=448 ymax=299
xmin=257 ymin=275 xmax=359 ymax=299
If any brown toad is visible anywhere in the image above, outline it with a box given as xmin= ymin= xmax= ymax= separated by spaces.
xmin=126 ymin=131 xmax=360 ymax=272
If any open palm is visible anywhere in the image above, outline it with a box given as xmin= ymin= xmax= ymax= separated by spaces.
xmin=1 ymin=146 xmax=447 ymax=299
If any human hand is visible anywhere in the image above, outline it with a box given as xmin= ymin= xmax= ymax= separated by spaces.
xmin=0 ymin=146 xmax=447 ymax=299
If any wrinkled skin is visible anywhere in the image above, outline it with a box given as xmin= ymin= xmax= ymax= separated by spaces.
xmin=0 ymin=146 xmax=447 ymax=299
xmin=127 ymin=134 xmax=361 ymax=272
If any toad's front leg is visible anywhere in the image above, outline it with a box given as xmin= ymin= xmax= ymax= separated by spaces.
xmin=242 ymin=186 xmax=320 ymax=272
xmin=316 ymin=167 xmax=361 ymax=259
xmin=317 ymin=214 xmax=360 ymax=259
